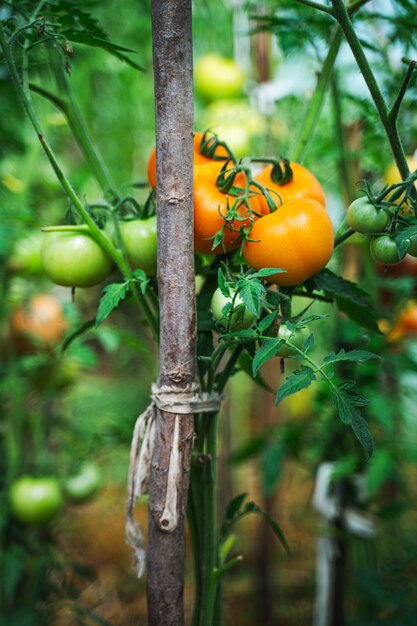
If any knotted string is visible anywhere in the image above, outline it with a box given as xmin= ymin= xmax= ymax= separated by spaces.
xmin=126 ymin=383 xmax=222 ymax=577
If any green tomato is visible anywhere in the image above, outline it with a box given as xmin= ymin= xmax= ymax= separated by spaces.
xmin=63 ymin=463 xmax=103 ymax=503
xmin=211 ymin=287 xmax=255 ymax=331
xmin=119 ymin=217 xmax=157 ymax=276
xmin=41 ymin=230 xmax=113 ymax=288
xmin=347 ymin=197 xmax=390 ymax=234
xmin=8 ymin=232 xmax=43 ymax=275
xmin=407 ymin=234 xmax=417 ymax=258
xmin=276 ymin=324 xmax=310 ymax=358
xmin=370 ymin=235 xmax=404 ymax=265
xmin=195 ymin=54 xmax=246 ymax=101
xmin=198 ymin=100 xmax=266 ymax=158
xmin=10 ymin=476 xmax=63 ymax=525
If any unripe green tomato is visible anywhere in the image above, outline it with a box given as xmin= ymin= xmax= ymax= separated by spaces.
xmin=10 ymin=476 xmax=63 ymax=525
xmin=8 ymin=232 xmax=43 ymax=275
xmin=119 ymin=217 xmax=157 ymax=276
xmin=194 ymin=54 xmax=246 ymax=101
xmin=63 ymin=463 xmax=103 ymax=503
xmin=41 ymin=231 xmax=113 ymax=288
xmin=370 ymin=235 xmax=404 ymax=265
xmin=211 ymin=287 xmax=255 ymax=331
xmin=276 ymin=324 xmax=310 ymax=357
xmin=347 ymin=197 xmax=390 ymax=234
xmin=407 ymin=234 xmax=417 ymax=258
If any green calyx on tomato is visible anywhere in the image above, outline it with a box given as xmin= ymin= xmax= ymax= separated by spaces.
xmin=347 ymin=197 xmax=390 ymax=234
xmin=211 ymin=287 xmax=256 ymax=331
xmin=370 ymin=235 xmax=405 ymax=265
xmin=119 ymin=216 xmax=157 ymax=276
xmin=276 ymin=324 xmax=310 ymax=358
xmin=10 ymin=476 xmax=63 ymax=525
xmin=41 ymin=229 xmax=113 ymax=288
xmin=270 ymin=158 xmax=293 ymax=186
xmin=63 ymin=463 xmax=103 ymax=503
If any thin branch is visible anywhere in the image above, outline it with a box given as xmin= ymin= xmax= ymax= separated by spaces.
xmin=294 ymin=0 xmax=334 ymax=15
xmin=388 ymin=61 xmax=416 ymax=124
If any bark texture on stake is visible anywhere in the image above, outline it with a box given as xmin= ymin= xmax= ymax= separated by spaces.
xmin=148 ymin=1 xmax=195 ymax=625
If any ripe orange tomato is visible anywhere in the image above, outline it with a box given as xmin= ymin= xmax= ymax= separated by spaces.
xmin=194 ymin=162 xmax=266 ymax=254
xmin=147 ymin=131 xmax=229 ymax=188
xmin=243 ymin=198 xmax=334 ymax=286
xmin=10 ymin=293 xmax=68 ymax=353
xmin=254 ymin=162 xmax=326 ymax=213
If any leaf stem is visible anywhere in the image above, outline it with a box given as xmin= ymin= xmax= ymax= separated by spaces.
xmin=291 ymin=25 xmax=343 ymax=162
xmin=388 ymin=61 xmax=416 ymax=124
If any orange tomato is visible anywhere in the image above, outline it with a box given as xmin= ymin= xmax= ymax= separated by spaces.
xmin=194 ymin=162 xmax=266 ymax=255
xmin=243 ymin=198 xmax=334 ymax=286
xmin=147 ymin=131 xmax=229 ymax=188
xmin=254 ymin=162 xmax=326 ymax=213
xmin=10 ymin=294 xmax=68 ymax=353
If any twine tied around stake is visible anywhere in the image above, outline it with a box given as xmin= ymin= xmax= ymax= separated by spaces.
xmin=126 ymin=382 xmax=222 ymax=577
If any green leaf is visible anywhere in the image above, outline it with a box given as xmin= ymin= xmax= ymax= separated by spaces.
xmin=240 ymin=501 xmax=290 ymax=553
xmin=276 ymin=366 xmax=316 ymax=404
xmin=252 ymin=340 xmax=282 ymax=377
xmin=218 ymin=268 xmax=229 ymax=297
xmin=96 ymin=281 xmax=130 ymax=326
xmin=238 ymin=352 xmax=273 ymax=392
xmin=336 ymin=296 xmax=381 ymax=333
xmin=310 ymin=268 xmax=370 ymax=306
xmin=258 ymin=311 xmax=279 ymax=333
xmin=332 ymin=387 xmax=373 ymax=456
xmin=323 ymin=349 xmax=381 ymax=365
xmin=250 ymin=267 xmax=287 ymax=279
xmin=395 ymin=224 xmax=417 ymax=256
xmin=221 ymin=329 xmax=258 ymax=339
xmin=239 ymin=280 xmax=264 ymax=316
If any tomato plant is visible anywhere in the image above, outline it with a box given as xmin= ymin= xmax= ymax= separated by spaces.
xmin=10 ymin=293 xmax=68 ymax=352
xmin=254 ymin=161 xmax=326 ymax=212
xmin=243 ymin=198 xmax=334 ymax=286
xmin=347 ymin=197 xmax=390 ymax=234
xmin=119 ymin=217 xmax=157 ymax=275
xmin=211 ymin=287 xmax=256 ymax=331
xmin=10 ymin=476 xmax=63 ymax=525
xmin=63 ymin=463 xmax=103 ymax=503
xmin=194 ymin=53 xmax=246 ymax=101
xmin=370 ymin=235 xmax=404 ymax=265
xmin=41 ymin=230 xmax=113 ymax=288
xmin=194 ymin=162 xmax=266 ymax=254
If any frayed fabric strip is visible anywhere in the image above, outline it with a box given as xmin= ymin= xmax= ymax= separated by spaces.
xmin=125 ymin=383 xmax=222 ymax=577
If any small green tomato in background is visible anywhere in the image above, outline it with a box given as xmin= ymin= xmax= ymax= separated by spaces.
xmin=63 ymin=463 xmax=103 ymax=503
xmin=194 ymin=54 xmax=246 ymax=101
xmin=41 ymin=230 xmax=113 ymax=288
xmin=10 ymin=476 xmax=63 ymax=525
xmin=347 ymin=197 xmax=390 ymax=234
xmin=276 ymin=324 xmax=310 ymax=357
xmin=370 ymin=235 xmax=404 ymax=265
xmin=119 ymin=216 xmax=157 ymax=276
xmin=8 ymin=232 xmax=43 ymax=275
xmin=211 ymin=287 xmax=255 ymax=331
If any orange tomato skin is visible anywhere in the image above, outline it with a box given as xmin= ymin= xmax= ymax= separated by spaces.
xmin=10 ymin=294 xmax=68 ymax=353
xmin=243 ymin=198 xmax=334 ymax=286
xmin=147 ymin=131 xmax=228 ymax=188
xmin=254 ymin=162 xmax=326 ymax=212
xmin=194 ymin=162 xmax=266 ymax=255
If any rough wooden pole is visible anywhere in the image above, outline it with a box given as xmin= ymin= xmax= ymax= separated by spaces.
xmin=147 ymin=1 xmax=195 ymax=625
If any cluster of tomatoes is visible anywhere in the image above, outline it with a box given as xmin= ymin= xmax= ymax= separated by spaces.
xmin=347 ymin=196 xmax=417 ymax=265
xmin=38 ymin=130 xmax=334 ymax=296
xmin=10 ymin=463 xmax=103 ymax=525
